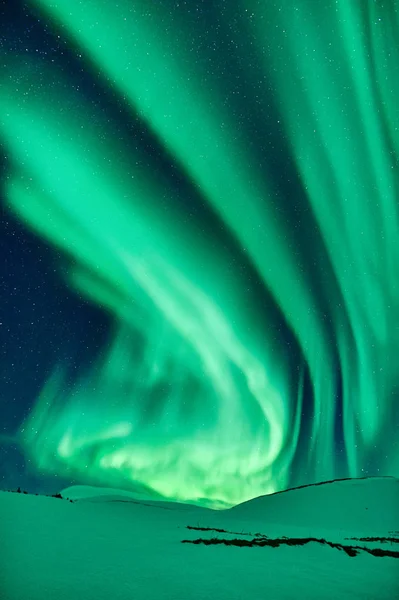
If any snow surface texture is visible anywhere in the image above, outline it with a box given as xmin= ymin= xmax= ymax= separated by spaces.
xmin=1 ymin=477 xmax=398 ymax=599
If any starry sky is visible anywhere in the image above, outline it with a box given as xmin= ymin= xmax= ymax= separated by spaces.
xmin=1 ymin=0 xmax=398 ymax=508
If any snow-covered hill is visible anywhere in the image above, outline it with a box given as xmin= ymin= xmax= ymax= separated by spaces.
xmin=1 ymin=477 xmax=398 ymax=599
xmin=227 ymin=476 xmax=399 ymax=536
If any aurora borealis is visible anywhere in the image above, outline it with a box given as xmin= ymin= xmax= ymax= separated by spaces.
xmin=1 ymin=1 xmax=398 ymax=508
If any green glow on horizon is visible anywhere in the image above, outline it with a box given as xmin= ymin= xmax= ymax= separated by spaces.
xmin=0 ymin=0 xmax=398 ymax=507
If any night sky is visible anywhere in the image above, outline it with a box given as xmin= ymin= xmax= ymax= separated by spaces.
xmin=1 ymin=0 xmax=398 ymax=508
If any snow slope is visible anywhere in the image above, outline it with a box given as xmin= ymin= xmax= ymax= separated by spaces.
xmin=227 ymin=476 xmax=399 ymax=538
xmin=1 ymin=477 xmax=398 ymax=600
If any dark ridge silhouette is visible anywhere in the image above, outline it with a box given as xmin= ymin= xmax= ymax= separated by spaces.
xmin=7 ymin=489 xmax=74 ymax=502
xmin=93 ymin=499 xmax=176 ymax=511
xmin=232 ymin=475 xmax=399 ymax=505
xmin=345 ymin=536 xmax=399 ymax=544
xmin=187 ymin=525 xmax=269 ymax=538
xmin=187 ymin=526 xmax=228 ymax=533
xmin=181 ymin=536 xmax=399 ymax=558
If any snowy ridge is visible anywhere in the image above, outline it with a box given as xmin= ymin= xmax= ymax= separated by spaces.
xmin=1 ymin=477 xmax=398 ymax=599
xmin=226 ymin=476 xmax=399 ymax=535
